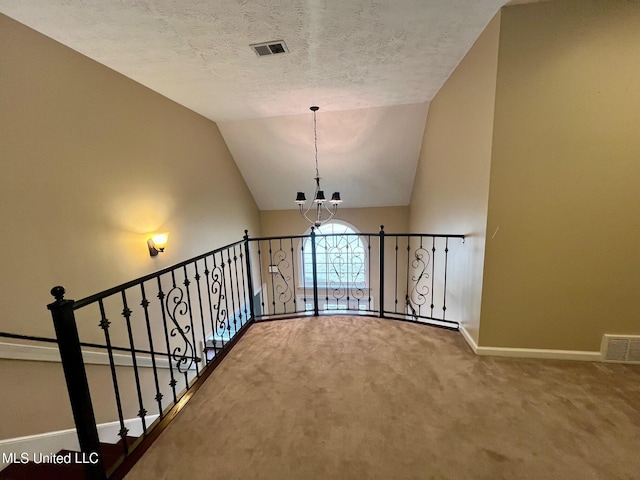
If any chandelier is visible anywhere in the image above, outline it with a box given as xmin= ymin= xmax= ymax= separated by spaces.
xmin=295 ymin=106 xmax=342 ymax=227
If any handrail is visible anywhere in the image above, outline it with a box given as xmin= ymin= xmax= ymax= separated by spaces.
xmin=0 ymin=331 xmax=58 ymax=344
xmin=246 ymin=231 xmax=466 ymax=242
xmin=74 ymin=239 xmax=245 ymax=309
xmin=0 ymin=332 xmax=198 ymax=362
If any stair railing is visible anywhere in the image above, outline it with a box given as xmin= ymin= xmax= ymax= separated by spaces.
xmin=46 ymin=235 xmax=255 ymax=479
xmin=43 ymin=227 xmax=463 ymax=478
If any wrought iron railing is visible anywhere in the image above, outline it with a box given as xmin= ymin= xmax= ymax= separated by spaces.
xmin=250 ymin=226 xmax=464 ymax=328
xmin=45 ymin=236 xmax=254 ymax=479
xmin=41 ymin=227 xmax=463 ymax=479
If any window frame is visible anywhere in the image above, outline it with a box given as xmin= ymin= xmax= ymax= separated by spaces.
xmin=298 ymin=220 xmax=369 ymax=290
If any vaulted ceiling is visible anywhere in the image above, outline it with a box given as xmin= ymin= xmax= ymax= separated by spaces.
xmin=0 ymin=0 xmax=527 ymax=209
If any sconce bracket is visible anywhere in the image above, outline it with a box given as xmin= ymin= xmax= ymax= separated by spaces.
xmin=148 ymin=239 xmax=161 ymax=257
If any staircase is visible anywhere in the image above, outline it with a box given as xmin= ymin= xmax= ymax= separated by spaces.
xmin=0 ymin=437 xmax=137 ymax=480
xmin=204 ymin=322 xmax=240 ymax=361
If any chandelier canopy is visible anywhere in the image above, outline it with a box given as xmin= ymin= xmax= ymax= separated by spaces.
xmin=295 ymin=106 xmax=342 ymax=227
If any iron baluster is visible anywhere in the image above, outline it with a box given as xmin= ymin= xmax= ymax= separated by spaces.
xmin=443 ymin=237 xmax=449 ymax=322
xmin=337 ymin=236 xmax=345 ymax=307
xmin=193 ymin=261 xmax=208 ymax=365
xmin=352 ymin=235 xmax=358 ymax=310
xmin=203 ymin=256 xmax=218 ymax=359
xmin=301 ymin=240 xmax=308 ymax=313
xmin=311 ymin=227 xmax=319 ymax=316
xmin=257 ymin=242 xmax=265 ymax=317
xmin=220 ymin=249 xmax=232 ymax=345
xmin=268 ymin=239 xmax=276 ymax=314
xmin=418 ymin=237 xmax=423 ymax=317
xmin=140 ymin=283 xmax=164 ymax=417
xmin=324 ymin=234 xmax=330 ymax=311
xmin=98 ymin=298 xmax=129 ymax=456
xmin=367 ymin=235 xmax=372 ymax=311
xmin=346 ymin=238 xmax=350 ymax=309
xmin=48 ymin=287 xmax=107 ymax=480
xmin=379 ymin=225 xmax=385 ymax=318
xmin=243 ymin=231 xmax=256 ymax=323
xmin=182 ymin=265 xmax=200 ymax=379
xmin=431 ymin=237 xmax=436 ymax=318
xmin=239 ymin=237 xmax=249 ymax=325
xmin=228 ymin=247 xmax=238 ymax=337
xmin=279 ymin=239 xmax=286 ymax=315
xmin=233 ymin=245 xmax=247 ymax=330
xmin=231 ymin=245 xmax=241 ymax=327
xmin=405 ymin=236 xmax=415 ymax=320
xmin=156 ymin=276 xmax=178 ymax=403
xmin=240 ymin=234 xmax=253 ymax=322
xmin=394 ymin=235 xmax=399 ymax=313
xmin=290 ymin=237 xmax=298 ymax=313
xmin=120 ymin=290 xmax=147 ymax=434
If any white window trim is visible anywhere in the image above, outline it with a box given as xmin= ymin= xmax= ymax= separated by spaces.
xmin=298 ymin=220 xmax=369 ymax=289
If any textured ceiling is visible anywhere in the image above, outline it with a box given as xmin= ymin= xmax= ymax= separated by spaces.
xmin=0 ymin=0 xmax=516 ymax=210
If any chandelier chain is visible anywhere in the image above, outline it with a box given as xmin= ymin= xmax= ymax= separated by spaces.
xmin=313 ymin=109 xmax=319 ymax=179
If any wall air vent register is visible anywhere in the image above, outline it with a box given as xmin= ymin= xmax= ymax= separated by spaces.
xmin=601 ymin=334 xmax=640 ymax=364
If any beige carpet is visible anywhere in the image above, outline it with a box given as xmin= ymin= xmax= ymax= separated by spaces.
xmin=125 ymin=316 xmax=640 ymax=480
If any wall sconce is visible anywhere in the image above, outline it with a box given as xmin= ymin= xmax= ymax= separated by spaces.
xmin=148 ymin=233 xmax=169 ymax=257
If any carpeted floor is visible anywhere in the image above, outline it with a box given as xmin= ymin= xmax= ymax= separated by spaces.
xmin=125 ymin=316 xmax=640 ymax=480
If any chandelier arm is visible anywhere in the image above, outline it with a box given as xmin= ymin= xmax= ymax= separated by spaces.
xmin=314 ymin=203 xmax=337 ymax=227
xmin=322 ymin=202 xmax=338 ymax=217
xmin=300 ymin=203 xmax=317 ymax=226
xmin=299 ymin=198 xmax=336 ymax=227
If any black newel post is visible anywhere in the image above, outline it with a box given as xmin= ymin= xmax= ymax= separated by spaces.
xmin=310 ymin=227 xmax=319 ymax=316
xmin=48 ymin=286 xmax=106 ymax=480
xmin=379 ymin=225 xmax=385 ymax=318
xmin=243 ymin=230 xmax=256 ymax=322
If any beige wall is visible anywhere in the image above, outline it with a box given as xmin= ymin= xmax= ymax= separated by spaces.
xmin=259 ymin=207 xmax=409 ymax=238
xmin=479 ymin=0 xmax=640 ymax=350
xmin=0 ymin=359 xmax=186 ymax=439
xmin=0 ymin=14 xmax=259 ymax=439
xmin=409 ymin=14 xmax=501 ymax=343
xmin=0 ymin=14 xmax=260 ymax=337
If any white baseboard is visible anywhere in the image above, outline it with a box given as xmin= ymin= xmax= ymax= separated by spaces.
xmin=457 ymin=326 xmax=601 ymax=362
xmin=0 ymin=415 xmax=158 ymax=470
xmin=458 ymin=324 xmax=478 ymax=353
xmin=475 ymin=346 xmax=601 ymax=362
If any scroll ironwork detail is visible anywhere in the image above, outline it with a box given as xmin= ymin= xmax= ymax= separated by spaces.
xmin=407 ymin=245 xmax=431 ymax=315
xmin=272 ymin=247 xmax=293 ymax=304
xmin=165 ymin=285 xmax=197 ymax=373
xmin=211 ymin=265 xmax=229 ymax=337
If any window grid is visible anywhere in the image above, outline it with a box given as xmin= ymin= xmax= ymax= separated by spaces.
xmin=302 ymin=223 xmax=367 ymax=289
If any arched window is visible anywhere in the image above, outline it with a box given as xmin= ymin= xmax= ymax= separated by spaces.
xmin=301 ymin=221 xmax=367 ymax=288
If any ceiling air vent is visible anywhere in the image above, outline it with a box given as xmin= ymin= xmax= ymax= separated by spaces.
xmin=250 ymin=40 xmax=289 ymax=57
xmin=601 ymin=335 xmax=640 ymax=364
